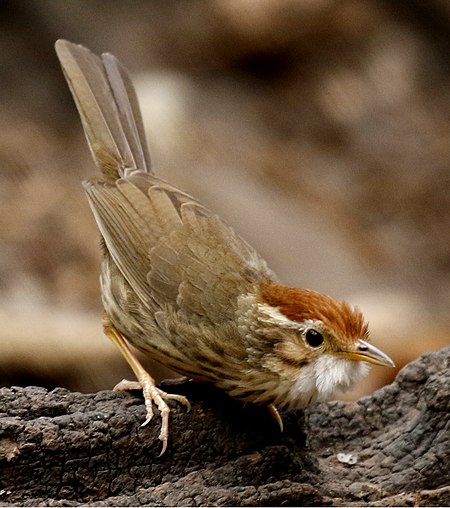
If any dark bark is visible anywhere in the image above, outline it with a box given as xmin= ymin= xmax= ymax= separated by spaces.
xmin=0 ymin=347 xmax=448 ymax=506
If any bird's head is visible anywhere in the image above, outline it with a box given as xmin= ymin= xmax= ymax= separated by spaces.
xmin=258 ymin=281 xmax=394 ymax=368
xmin=250 ymin=282 xmax=395 ymax=406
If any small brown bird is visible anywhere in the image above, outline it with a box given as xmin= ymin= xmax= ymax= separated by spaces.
xmin=55 ymin=40 xmax=395 ymax=454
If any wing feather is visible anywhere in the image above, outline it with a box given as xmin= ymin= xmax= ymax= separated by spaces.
xmin=84 ymin=174 xmax=275 ymax=323
xmin=83 ymin=179 xmax=155 ymax=306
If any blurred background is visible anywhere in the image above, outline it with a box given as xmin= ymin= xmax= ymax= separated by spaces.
xmin=0 ymin=0 xmax=449 ymax=401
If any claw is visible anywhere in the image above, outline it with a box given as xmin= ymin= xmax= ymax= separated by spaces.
xmin=268 ymin=404 xmax=284 ymax=433
xmin=141 ymin=406 xmax=154 ymax=427
xmin=159 ymin=439 xmax=168 ymax=457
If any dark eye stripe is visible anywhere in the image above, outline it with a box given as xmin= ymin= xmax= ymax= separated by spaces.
xmin=278 ymin=354 xmax=310 ymax=369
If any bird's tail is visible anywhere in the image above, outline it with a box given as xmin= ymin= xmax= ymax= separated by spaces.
xmin=55 ymin=39 xmax=152 ymax=179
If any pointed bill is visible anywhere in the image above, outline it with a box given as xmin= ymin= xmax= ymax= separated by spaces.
xmin=340 ymin=339 xmax=395 ymax=367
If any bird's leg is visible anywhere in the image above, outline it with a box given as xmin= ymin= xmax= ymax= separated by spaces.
xmin=103 ymin=318 xmax=190 ymax=455
xmin=267 ymin=404 xmax=284 ymax=433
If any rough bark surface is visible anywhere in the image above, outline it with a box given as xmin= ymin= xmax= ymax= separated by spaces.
xmin=0 ymin=347 xmax=448 ymax=506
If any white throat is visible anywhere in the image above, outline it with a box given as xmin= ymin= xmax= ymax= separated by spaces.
xmin=288 ymin=355 xmax=369 ymax=409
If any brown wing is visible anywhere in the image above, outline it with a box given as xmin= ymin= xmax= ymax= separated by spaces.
xmin=55 ymin=39 xmax=151 ymax=179
xmin=84 ymin=173 xmax=275 ymax=323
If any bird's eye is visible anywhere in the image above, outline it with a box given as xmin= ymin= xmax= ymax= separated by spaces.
xmin=305 ymin=329 xmax=324 ymax=348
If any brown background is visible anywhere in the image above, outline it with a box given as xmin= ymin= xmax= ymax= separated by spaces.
xmin=0 ymin=0 xmax=449 ymax=400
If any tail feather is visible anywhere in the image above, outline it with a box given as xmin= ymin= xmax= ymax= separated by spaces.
xmin=55 ymin=39 xmax=151 ymax=179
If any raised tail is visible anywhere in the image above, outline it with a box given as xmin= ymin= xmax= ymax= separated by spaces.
xmin=55 ymin=39 xmax=152 ymax=179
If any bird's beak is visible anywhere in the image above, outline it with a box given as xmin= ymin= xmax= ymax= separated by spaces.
xmin=340 ymin=339 xmax=395 ymax=367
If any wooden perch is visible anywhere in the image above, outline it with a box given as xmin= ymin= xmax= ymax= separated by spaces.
xmin=0 ymin=346 xmax=448 ymax=506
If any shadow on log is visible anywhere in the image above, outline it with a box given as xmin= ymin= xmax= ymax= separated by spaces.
xmin=0 ymin=347 xmax=448 ymax=506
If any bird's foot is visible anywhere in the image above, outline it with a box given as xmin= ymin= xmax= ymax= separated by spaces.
xmin=114 ymin=376 xmax=191 ymax=455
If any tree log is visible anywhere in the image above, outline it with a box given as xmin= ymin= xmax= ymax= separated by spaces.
xmin=0 ymin=347 xmax=448 ymax=506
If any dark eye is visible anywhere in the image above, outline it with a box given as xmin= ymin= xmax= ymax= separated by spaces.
xmin=305 ymin=329 xmax=324 ymax=348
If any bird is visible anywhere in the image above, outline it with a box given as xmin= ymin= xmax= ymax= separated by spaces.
xmin=55 ymin=39 xmax=395 ymax=455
